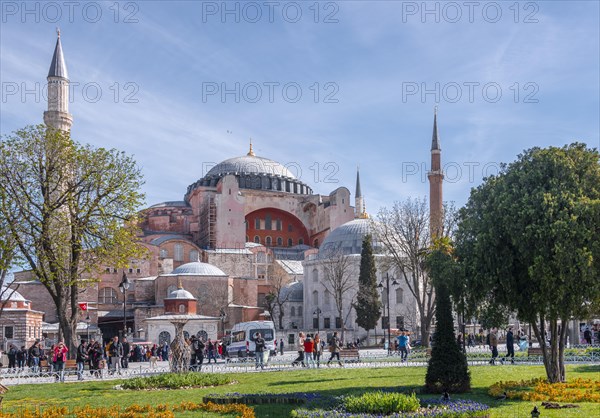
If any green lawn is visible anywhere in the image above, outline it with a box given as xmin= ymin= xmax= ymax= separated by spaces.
xmin=1 ymin=364 xmax=598 ymax=417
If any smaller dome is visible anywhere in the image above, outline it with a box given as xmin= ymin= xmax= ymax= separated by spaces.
xmin=319 ymin=218 xmax=382 ymax=257
xmin=169 ymin=261 xmax=227 ymax=276
xmin=280 ymin=281 xmax=303 ymax=302
xmin=166 ymin=288 xmax=196 ymax=300
xmin=0 ymin=288 xmax=28 ymax=302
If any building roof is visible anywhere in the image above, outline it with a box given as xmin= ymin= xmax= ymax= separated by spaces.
xmin=164 ymin=261 xmax=227 ymax=277
xmin=276 ymin=260 xmax=304 ymax=275
xmin=280 ymin=281 xmax=303 ymax=302
xmin=206 ymin=248 xmax=252 ymax=255
xmin=148 ymin=201 xmax=190 ymax=209
xmin=166 ymin=287 xmax=196 ymax=300
xmin=319 ymin=218 xmax=383 ymax=257
xmin=0 ymin=288 xmax=28 ymax=302
xmin=206 ymin=154 xmax=296 ymax=179
xmin=48 ymin=33 xmax=68 ymax=79
xmin=149 ymin=234 xmax=194 ymax=246
xmin=146 ymin=314 xmax=219 ymax=321
xmin=431 ymin=107 xmax=441 ymax=151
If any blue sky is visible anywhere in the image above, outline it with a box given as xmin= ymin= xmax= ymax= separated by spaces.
xmin=1 ymin=1 xmax=599 ymax=213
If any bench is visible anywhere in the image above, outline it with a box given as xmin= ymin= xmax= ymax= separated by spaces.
xmin=339 ymin=349 xmax=360 ymax=363
xmin=527 ymin=347 xmax=544 ymax=357
xmin=40 ymin=359 xmax=77 ymax=371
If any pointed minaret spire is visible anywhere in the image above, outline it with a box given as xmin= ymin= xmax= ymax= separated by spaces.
xmin=247 ymin=138 xmax=255 ymax=156
xmin=431 ymin=105 xmax=440 ymax=151
xmin=44 ymin=30 xmax=72 ymax=131
xmin=355 ymin=166 xmax=365 ymax=218
xmin=427 ymin=107 xmax=444 ymax=239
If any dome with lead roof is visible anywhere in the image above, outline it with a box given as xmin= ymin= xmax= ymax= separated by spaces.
xmin=319 ymin=218 xmax=383 ymax=257
xmin=185 ymin=144 xmax=312 ymax=197
xmin=166 ymin=288 xmax=196 ymax=300
xmin=167 ymin=262 xmax=227 ymax=277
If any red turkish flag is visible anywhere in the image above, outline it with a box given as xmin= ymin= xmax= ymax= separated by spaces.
xmin=78 ymin=302 xmax=88 ymax=311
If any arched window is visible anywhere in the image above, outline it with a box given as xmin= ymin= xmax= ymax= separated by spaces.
xmin=174 ymin=244 xmax=183 ymax=262
xmin=276 ymin=219 xmax=282 ymax=230
xmin=98 ymin=287 xmax=118 ymax=304
xmin=159 ymin=249 xmax=168 ymax=258
xmin=158 ymin=331 xmax=171 ymax=345
xmin=254 ymin=236 xmax=260 ymax=244
xmin=324 ymin=289 xmax=331 ymax=306
xmin=197 ymin=330 xmax=208 ymax=342
xmin=312 ymin=268 xmax=319 ymax=282
xmin=257 ymin=252 xmax=267 ymax=263
xmin=312 ymin=290 xmax=319 ymax=305
xmin=179 ymin=304 xmax=186 ymax=313
xmin=288 ymin=238 xmax=293 ymax=247
xmin=277 ymin=237 xmax=283 ymax=246
xmin=166 ymin=285 xmax=177 ymax=297
xmin=298 ymin=306 xmax=303 ymax=316
xmin=395 ymin=288 xmax=404 ymax=304
xmin=291 ymin=306 xmax=296 ymax=316
xmin=189 ymin=250 xmax=199 ymax=262
xmin=298 ymin=238 xmax=304 ymax=245
xmin=265 ymin=236 xmax=272 ymax=246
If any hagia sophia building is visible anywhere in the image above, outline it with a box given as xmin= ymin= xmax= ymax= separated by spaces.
xmin=3 ymin=32 xmax=442 ymax=349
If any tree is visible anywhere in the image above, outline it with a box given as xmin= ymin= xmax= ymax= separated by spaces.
xmin=0 ymin=189 xmax=21 ymax=316
xmin=353 ymin=234 xmax=381 ymax=341
xmin=0 ymin=125 xmax=145 ymax=353
xmin=424 ymin=237 xmax=471 ymax=393
xmin=264 ymin=265 xmax=294 ymax=330
xmin=321 ymin=248 xmax=356 ymax=342
xmin=455 ymin=143 xmax=600 ymax=383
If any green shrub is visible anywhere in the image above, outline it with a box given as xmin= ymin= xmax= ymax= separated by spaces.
xmin=343 ymin=391 xmax=420 ymax=414
xmin=121 ymin=372 xmax=232 ymax=390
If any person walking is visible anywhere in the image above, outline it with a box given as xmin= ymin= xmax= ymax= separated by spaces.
xmin=304 ymin=335 xmax=316 ymax=368
xmin=27 ymin=340 xmax=42 ymax=373
xmin=397 ymin=331 xmax=410 ymax=362
xmin=279 ymin=338 xmax=284 ymax=356
xmin=7 ymin=344 xmax=17 ymax=371
xmin=291 ymin=332 xmax=306 ymax=367
xmin=121 ymin=337 xmax=131 ymax=369
xmin=253 ymin=332 xmax=266 ymax=370
xmin=76 ymin=340 xmax=88 ymax=380
xmin=488 ymin=328 xmax=499 ymax=365
xmin=501 ymin=327 xmax=515 ymax=364
xmin=107 ymin=336 xmax=123 ymax=374
xmin=314 ymin=334 xmax=322 ymax=368
xmin=207 ymin=339 xmax=218 ymax=364
xmin=327 ymin=331 xmax=343 ymax=367
xmin=53 ymin=341 xmax=69 ymax=382
xmin=17 ymin=346 xmax=28 ymax=371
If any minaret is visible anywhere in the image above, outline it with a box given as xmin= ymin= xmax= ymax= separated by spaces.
xmin=43 ymin=29 xmax=73 ymax=131
xmin=427 ymin=107 xmax=444 ymax=239
xmin=355 ymin=167 xmax=365 ymax=218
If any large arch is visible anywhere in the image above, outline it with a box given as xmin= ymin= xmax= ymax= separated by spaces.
xmin=245 ymin=207 xmax=309 ymax=247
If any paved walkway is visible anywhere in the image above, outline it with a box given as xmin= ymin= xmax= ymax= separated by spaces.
xmin=1 ymin=349 xmax=597 ymax=386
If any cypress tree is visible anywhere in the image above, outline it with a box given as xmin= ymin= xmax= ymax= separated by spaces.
xmin=354 ymin=234 xmax=382 ymax=339
xmin=424 ymin=241 xmax=471 ymax=393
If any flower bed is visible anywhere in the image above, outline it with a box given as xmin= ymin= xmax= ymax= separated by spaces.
xmin=0 ymin=401 xmax=254 ymax=418
xmin=291 ymin=399 xmax=490 ymax=417
xmin=489 ymin=378 xmax=600 ymax=402
xmin=120 ymin=372 xmax=233 ymax=390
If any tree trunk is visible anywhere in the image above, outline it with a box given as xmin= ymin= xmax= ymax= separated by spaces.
xmin=533 ymin=316 xmax=565 ymax=383
xmin=420 ymin=311 xmax=431 ymax=348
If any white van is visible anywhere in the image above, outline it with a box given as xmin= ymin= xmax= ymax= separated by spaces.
xmin=226 ymin=320 xmax=276 ymax=358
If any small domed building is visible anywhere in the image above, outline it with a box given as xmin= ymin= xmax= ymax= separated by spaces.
xmin=0 ymin=288 xmax=44 ymax=351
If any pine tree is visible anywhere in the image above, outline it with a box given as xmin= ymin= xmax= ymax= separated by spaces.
xmin=354 ymin=234 xmax=382 ymax=340
xmin=424 ymin=239 xmax=471 ymax=393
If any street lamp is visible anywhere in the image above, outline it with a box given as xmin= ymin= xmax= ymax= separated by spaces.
xmin=313 ymin=308 xmax=322 ymax=334
xmin=378 ymin=273 xmax=398 ymax=355
xmin=85 ymin=312 xmax=91 ymax=342
xmin=118 ymin=271 xmax=131 ymax=337
xmin=219 ymin=308 xmax=227 ymax=338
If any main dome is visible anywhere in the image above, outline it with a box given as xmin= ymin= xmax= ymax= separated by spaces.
xmin=186 ymin=149 xmax=313 ymax=197
xmin=319 ymin=218 xmax=383 ymax=257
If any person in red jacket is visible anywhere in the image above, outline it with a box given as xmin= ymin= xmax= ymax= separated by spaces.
xmin=53 ymin=341 xmax=69 ymax=382
xmin=303 ymin=335 xmax=316 ymax=368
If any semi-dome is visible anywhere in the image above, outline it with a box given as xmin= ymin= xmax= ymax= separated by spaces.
xmin=168 ymin=261 xmax=227 ymax=277
xmin=185 ymin=146 xmax=313 ymax=198
xmin=319 ymin=218 xmax=383 ymax=257
xmin=280 ymin=281 xmax=303 ymax=302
